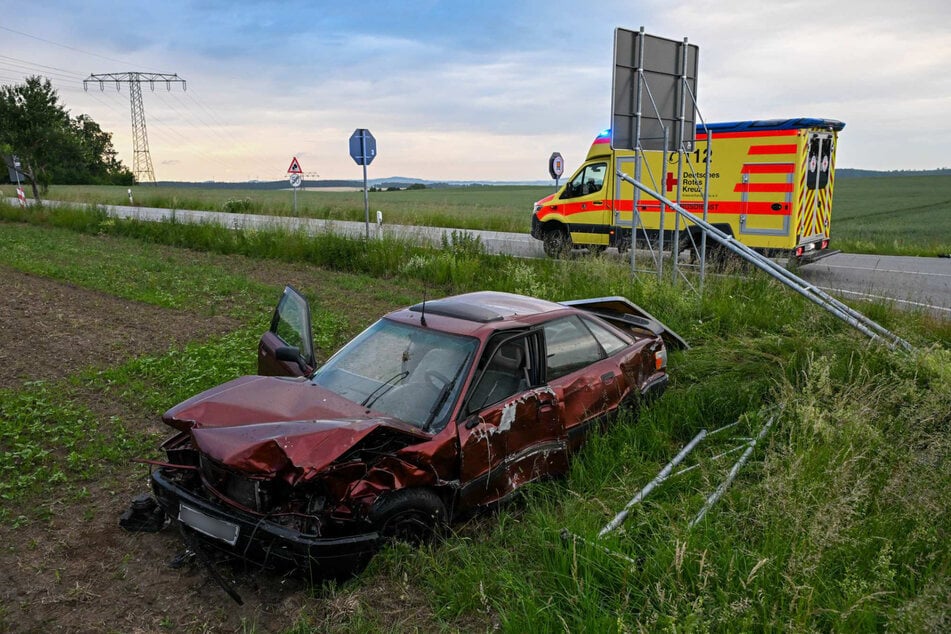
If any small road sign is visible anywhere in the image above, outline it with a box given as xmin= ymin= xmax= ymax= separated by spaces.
xmin=287 ymin=157 xmax=303 ymax=174
xmin=289 ymin=173 xmax=302 ymax=188
xmin=349 ymin=129 xmax=376 ymax=166
xmin=549 ymin=152 xmax=565 ymax=180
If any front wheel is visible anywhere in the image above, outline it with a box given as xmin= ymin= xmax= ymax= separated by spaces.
xmin=542 ymin=228 xmax=572 ymax=258
xmin=370 ymin=489 xmax=447 ymax=546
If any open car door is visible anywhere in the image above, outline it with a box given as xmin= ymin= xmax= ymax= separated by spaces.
xmin=257 ymin=285 xmax=317 ymax=377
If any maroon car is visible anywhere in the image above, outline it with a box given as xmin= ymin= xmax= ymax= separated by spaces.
xmin=139 ymin=288 xmax=684 ymax=577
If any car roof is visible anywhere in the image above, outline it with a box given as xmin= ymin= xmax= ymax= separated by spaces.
xmin=385 ymin=291 xmax=570 ymax=336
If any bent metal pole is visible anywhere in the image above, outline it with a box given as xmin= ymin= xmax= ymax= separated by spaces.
xmin=599 ymin=428 xmax=708 ymax=538
xmin=617 ymin=173 xmax=912 ymax=352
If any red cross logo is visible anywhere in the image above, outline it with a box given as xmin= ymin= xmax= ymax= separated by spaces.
xmin=665 ymin=172 xmax=678 ymax=192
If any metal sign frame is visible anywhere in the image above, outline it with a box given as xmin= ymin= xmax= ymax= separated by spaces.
xmin=610 ymin=27 xmax=708 ymax=284
xmin=612 ymin=28 xmax=698 ymax=153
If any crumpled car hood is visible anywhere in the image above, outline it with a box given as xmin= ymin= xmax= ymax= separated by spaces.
xmin=162 ymin=375 xmax=429 ymax=477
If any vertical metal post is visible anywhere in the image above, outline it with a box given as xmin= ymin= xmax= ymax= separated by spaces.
xmin=361 ymin=132 xmax=370 ymax=240
xmin=700 ymin=128 xmax=712 ymax=288
xmin=630 ymin=27 xmax=647 ymax=276
xmin=672 ymin=37 xmax=690 ymax=283
xmin=657 ymin=128 xmax=668 ymax=280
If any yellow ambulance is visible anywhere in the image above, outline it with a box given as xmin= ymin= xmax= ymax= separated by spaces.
xmin=530 ymin=118 xmax=845 ymax=259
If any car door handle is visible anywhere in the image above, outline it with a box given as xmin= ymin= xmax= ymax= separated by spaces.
xmin=601 ymin=372 xmax=615 ymax=384
xmin=592 ymin=200 xmax=603 ymax=206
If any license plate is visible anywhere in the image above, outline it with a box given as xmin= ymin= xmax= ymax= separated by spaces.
xmin=179 ymin=503 xmax=240 ymax=546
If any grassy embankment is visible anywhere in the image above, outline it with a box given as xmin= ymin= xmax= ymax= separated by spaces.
xmin=0 ymin=201 xmax=948 ymax=631
xmin=39 ymin=172 xmax=951 ymax=256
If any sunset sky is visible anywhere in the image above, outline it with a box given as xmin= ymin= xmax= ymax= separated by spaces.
xmin=2 ymin=0 xmax=948 ymax=183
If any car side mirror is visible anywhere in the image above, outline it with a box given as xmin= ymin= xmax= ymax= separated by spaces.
xmin=464 ymin=415 xmax=481 ymax=430
xmin=275 ymin=345 xmax=301 ymax=362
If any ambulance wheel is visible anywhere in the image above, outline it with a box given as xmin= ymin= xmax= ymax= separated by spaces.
xmin=543 ymin=228 xmax=572 ymax=258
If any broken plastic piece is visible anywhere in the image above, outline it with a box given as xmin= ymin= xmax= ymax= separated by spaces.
xmin=119 ymin=494 xmax=166 ymax=532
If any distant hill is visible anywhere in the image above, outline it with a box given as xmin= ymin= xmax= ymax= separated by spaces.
xmin=138 ymin=168 xmax=951 ymax=190
xmin=837 ymin=168 xmax=951 ymax=178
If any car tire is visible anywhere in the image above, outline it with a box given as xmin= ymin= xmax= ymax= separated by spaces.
xmin=370 ymin=489 xmax=447 ymax=546
xmin=542 ymin=228 xmax=572 ymax=258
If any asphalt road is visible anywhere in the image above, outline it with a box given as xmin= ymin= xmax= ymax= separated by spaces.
xmin=797 ymin=253 xmax=951 ymax=319
xmin=7 ymin=198 xmax=950 ymax=319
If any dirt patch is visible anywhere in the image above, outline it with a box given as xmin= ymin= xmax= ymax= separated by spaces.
xmin=0 ymin=263 xmax=477 ymax=633
xmin=0 ymin=266 xmax=239 ymax=390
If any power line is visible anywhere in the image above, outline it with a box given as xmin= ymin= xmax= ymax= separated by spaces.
xmin=0 ymin=26 xmax=160 ymax=71
xmin=0 ymin=54 xmax=86 ymax=80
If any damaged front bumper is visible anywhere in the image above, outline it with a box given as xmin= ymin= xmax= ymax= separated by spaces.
xmin=150 ymin=468 xmax=380 ymax=577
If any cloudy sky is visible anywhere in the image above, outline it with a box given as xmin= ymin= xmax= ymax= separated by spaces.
xmin=2 ymin=0 xmax=949 ymax=182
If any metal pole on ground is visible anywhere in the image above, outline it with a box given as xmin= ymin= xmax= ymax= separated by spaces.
xmin=599 ymin=429 xmax=708 ymax=538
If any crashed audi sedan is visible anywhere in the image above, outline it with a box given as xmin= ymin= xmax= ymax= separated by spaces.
xmin=132 ymin=288 xmax=685 ymax=577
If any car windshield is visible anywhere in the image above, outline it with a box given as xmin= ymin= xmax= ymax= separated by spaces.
xmin=310 ymin=319 xmax=478 ymax=432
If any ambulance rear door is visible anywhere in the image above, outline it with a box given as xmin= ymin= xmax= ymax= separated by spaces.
xmin=796 ymin=131 xmax=835 ymax=242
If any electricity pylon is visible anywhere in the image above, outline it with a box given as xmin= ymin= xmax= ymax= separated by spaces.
xmin=84 ymin=72 xmax=186 ymax=184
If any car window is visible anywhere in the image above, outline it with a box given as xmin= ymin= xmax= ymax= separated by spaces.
xmin=543 ymin=316 xmax=604 ymax=380
xmin=467 ymin=337 xmax=532 ymax=412
xmin=271 ymin=287 xmax=313 ymax=364
xmin=311 ymin=319 xmax=477 ymax=431
xmin=563 ymin=162 xmax=607 ymax=199
xmin=583 ymin=317 xmax=630 ymax=356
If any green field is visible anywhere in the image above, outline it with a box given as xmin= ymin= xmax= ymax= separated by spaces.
xmin=832 ymin=175 xmax=951 ymax=256
xmin=30 ymin=173 xmax=951 ymax=257
xmin=0 ymin=201 xmax=948 ymax=632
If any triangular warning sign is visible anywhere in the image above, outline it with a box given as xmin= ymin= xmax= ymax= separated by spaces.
xmin=287 ymin=157 xmax=303 ymax=174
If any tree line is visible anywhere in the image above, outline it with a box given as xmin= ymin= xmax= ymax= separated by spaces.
xmin=1 ymin=75 xmax=133 ymax=201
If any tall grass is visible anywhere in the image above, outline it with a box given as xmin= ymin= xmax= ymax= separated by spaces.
xmin=0 ymin=202 xmax=948 ymax=631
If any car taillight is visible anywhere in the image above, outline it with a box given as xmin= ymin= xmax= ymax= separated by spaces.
xmin=655 ymin=349 xmax=667 ymax=370
xmin=821 ymin=239 xmax=829 ymax=250
xmin=795 ymin=246 xmax=804 ymax=258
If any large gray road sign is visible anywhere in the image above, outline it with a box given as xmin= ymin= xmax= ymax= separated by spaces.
xmin=612 ymin=28 xmax=699 ymax=151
